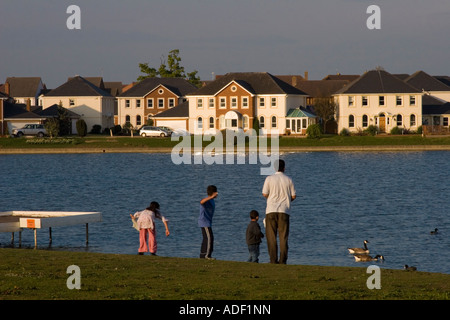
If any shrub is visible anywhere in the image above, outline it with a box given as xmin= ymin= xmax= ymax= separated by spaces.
xmin=90 ymin=124 xmax=102 ymax=134
xmin=76 ymin=119 xmax=87 ymax=137
xmin=339 ymin=128 xmax=350 ymax=136
xmin=306 ymin=124 xmax=322 ymax=139
xmin=390 ymin=126 xmax=403 ymax=135
xmin=364 ymin=125 xmax=379 ymax=136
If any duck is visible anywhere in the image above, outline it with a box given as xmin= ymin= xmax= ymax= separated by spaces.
xmin=354 ymin=254 xmax=384 ymax=262
xmin=430 ymin=228 xmax=438 ymax=235
xmin=404 ymin=265 xmax=417 ymax=271
xmin=348 ymin=240 xmax=369 ymax=254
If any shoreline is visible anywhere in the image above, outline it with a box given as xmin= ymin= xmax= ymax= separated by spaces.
xmin=2 ymin=144 xmax=450 ymax=154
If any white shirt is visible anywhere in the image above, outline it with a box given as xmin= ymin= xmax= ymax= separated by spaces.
xmin=262 ymin=172 xmax=296 ymax=214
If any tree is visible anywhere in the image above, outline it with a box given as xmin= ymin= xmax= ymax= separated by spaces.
xmin=313 ymin=97 xmax=338 ymax=133
xmin=138 ymin=49 xmax=201 ymax=87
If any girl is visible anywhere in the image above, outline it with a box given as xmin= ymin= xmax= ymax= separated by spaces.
xmin=131 ymin=201 xmax=170 ymax=255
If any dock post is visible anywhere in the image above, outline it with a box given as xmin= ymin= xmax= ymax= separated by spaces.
xmin=19 ymin=229 xmax=22 ymax=247
xmin=86 ymin=223 xmax=89 ymax=245
xmin=34 ymin=229 xmax=37 ymax=249
xmin=49 ymin=227 xmax=52 ymax=244
xmin=11 ymin=232 xmax=14 ymax=245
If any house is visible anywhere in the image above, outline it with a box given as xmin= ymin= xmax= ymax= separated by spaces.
xmin=0 ymin=100 xmax=47 ymax=135
xmin=333 ymin=69 xmax=422 ymax=133
xmin=1 ymin=77 xmax=46 ymax=106
xmin=117 ymin=77 xmax=197 ymax=129
xmin=41 ymin=76 xmax=115 ymax=132
xmin=153 ymin=100 xmax=190 ymax=132
xmin=405 ymin=70 xmax=450 ymax=102
xmin=186 ymin=72 xmax=311 ymax=135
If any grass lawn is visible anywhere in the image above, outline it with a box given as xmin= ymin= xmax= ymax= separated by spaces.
xmin=0 ymin=249 xmax=448 ymax=300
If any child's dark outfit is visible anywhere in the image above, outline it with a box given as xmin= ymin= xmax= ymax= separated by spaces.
xmin=246 ymin=220 xmax=264 ymax=262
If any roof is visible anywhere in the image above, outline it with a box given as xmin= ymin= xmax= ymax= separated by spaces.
xmin=44 ymin=76 xmax=112 ymax=97
xmin=335 ymin=69 xmax=421 ymax=94
xmin=189 ymin=72 xmax=308 ymax=96
xmin=119 ymin=78 xmax=197 ymax=98
xmin=153 ymin=101 xmax=189 ymax=118
xmin=2 ymin=101 xmax=45 ymax=119
xmin=322 ymin=74 xmax=360 ymax=81
xmin=33 ymin=104 xmax=81 ymax=118
xmin=286 ymin=108 xmax=316 ymax=118
xmin=422 ymin=95 xmax=450 ymax=115
xmin=295 ymin=80 xmax=350 ymax=97
xmin=3 ymin=77 xmax=44 ymax=97
xmin=405 ymin=71 xmax=450 ymax=92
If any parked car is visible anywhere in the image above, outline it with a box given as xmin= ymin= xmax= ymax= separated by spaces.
xmin=12 ymin=124 xmax=47 ymax=137
xmin=139 ymin=126 xmax=171 ymax=137
xmin=159 ymin=126 xmax=174 ymax=135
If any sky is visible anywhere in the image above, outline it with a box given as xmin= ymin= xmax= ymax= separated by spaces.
xmin=1 ymin=0 xmax=450 ymax=88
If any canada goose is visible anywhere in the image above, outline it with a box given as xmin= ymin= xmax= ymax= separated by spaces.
xmin=348 ymin=240 xmax=369 ymax=254
xmin=430 ymin=228 xmax=438 ymax=235
xmin=354 ymin=254 xmax=384 ymax=262
xmin=404 ymin=265 xmax=417 ymax=271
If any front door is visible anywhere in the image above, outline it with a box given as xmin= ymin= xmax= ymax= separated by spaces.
xmin=379 ymin=114 xmax=386 ymax=133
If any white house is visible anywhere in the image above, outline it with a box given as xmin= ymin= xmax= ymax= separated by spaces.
xmin=2 ymin=77 xmax=46 ymax=106
xmin=186 ymin=72 xmax=310 ymax=135
xmin=41 ymin=76 xmax=115 ymax=132
xmin=334 ymin=69 xmax=423 ymax=133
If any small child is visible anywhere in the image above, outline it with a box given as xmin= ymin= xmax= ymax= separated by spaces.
xmin=198 ymin=185 xmax=218 ymax=260
xmin=246 ymin=210 xmax=264 ymax=263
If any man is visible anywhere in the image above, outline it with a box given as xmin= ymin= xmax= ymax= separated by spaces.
xmin=262 ymin=159 xmax=296 ymax=264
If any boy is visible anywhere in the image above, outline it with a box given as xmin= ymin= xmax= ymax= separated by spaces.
xmin=246 ymin=210 xmax=264 ymax=263
xmin=198 ymin=185 xmax=218 ymax=259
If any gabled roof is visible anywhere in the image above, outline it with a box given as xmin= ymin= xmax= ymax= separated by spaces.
xmin=2 ymin=101 xmax=45 ymax=119
xmin=118 ymin=78 xmax=197 ymax=98
xmin=189 ymin=72 xmax=308 ymax=96
xmin=44 ymin=76 xmax=112 ymax=97
xmin=405 ymin=71 xmax=450 ymax=92
xmin=33 ymin=104 xmax=81 ymax=118
xmin=3 ymin=77 xmax=44 ymax=97
xmin=335 ymin=69 xmax=421 ymax=94
xmin=295 ymin=80 xmax=350 ymax=98
xmin=153 ymin=100 xmax=189 ymax=118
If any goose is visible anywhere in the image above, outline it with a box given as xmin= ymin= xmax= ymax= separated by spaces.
xmin=430 ymin=228 xmax=438 ymax=235
xmin=404 ymin=265 xmax=417 ymax=271
xmin=348 ymin=240 xmax=369 ymax=254
xmin=354 ymin=254 xmax=384 ymax=262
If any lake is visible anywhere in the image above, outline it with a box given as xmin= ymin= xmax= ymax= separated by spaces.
xmin=0 ymin=151 xmax=448 ymax=274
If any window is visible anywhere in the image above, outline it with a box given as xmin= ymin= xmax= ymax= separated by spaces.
xmin=231 ymin=97 xmax=237 ymax=108
xmin=362 ymin=114 xmax=368 ymax=127
xmin=136 ymin=100 xmax=141 ymax=108
xmin=169 ymin=98 xmax=175 ymax=108
xmin=410 ymin=95 xmax=416 ymax=106
xmin=410 ymin=114 xmax=416 ymax=126
xmin=69 ymin=99 xmax=75 ymax=106
xmin=259 ymin=116 xmax=265 ymax=128
xmin=286 ymin=119 xmax=290 ymax=129
xmin=259 ymin=97 xmax=265 ymax=107
xmin=349 ymin=115 xmax=355 ymax=127
xmin=271 ymin=116 xmax=277 ymax=128
xmin=158 ymin=98 xmax=164 ymax=108
xmin=125 ymin=100 xmax=130 ymax=108
xmin=147 ymin=99 xmax=154 ymax=108
xmin=271 ymin=97 xmax=277 ymax=107
xmin=136 ymin=115 xmax=141 ymax=126
xmin=396 ymin=96 xmax=402 ymax=106
xmin=396 ymin=114 xmax=402 ymax=126
xmin=444 ymin=117 xmax=449 ymax=126
xmin=197 ymin=117 xmax=203 ymax=129
xmin=242 ymin=97 xmax=249 ymax=108
xmin=379 ymin=96 xmax=385 ymax=106
xmin=220 ymin=97 xmax=226 ymax=108
xmin=125 ymin=115 xmax=131 ymax=124
xmin=362 ymin=96 xmax=368 ymax=106
xmin=348 ymin=96 xmax=354 ymax=106
xmin=209 ymin=98 xmax=215 ymax=108
xmin=197 ymin=98 xmax=203 ymax=108
xmin=302 ymin=119 xmax=307 ymax=130
xmin=209 ymin=117 xmax=214 ymax=128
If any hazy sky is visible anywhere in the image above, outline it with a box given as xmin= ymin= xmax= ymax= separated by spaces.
xmin=1 ymin=0 xmax=450 ymax=88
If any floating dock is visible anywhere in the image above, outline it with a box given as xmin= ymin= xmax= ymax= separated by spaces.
xmin=0 ymin=211 xmax=102 ymax=247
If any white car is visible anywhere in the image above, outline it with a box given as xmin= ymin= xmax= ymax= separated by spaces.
xmin=12 ymin=124 xmax=47 ymax=137
xmin=139 ymin=126 xmax=171 ymax=137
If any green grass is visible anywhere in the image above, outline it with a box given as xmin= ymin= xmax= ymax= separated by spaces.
xmin=3 ymin=134 xmax=450 ymax=152
xmin=0 ymin=249 xmax=448 ymax=300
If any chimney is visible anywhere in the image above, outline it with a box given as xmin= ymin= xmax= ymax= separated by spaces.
xmin=5 ymin=82 xmax=10 ymax=96
xmin=291 ymin=76 xmax=297 ymax=87
xmin=26 ymin=98 xmax=31 ymax=112
xmin=304 ymin=71 xmax=309 ymax=81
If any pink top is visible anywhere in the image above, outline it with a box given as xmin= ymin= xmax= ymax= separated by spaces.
xmin=133 ymin=209 xmax=168 ymax=230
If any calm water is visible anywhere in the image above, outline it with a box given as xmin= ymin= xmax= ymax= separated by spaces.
xmin=0 ymin=151 xmax=448 ymax=274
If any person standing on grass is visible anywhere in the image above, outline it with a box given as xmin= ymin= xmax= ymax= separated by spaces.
xmin=131 ymin=201 xmax=170 ymax=255
xmin=262 ymin=159 xmax=296 ymax=264
xmin=198 ymin=185 xmax=218 ymax=260
xmin=246 ymin=210 xmax=264 ymax=263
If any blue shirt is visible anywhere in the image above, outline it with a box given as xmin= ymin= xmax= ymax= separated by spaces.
xmin=198 ymin=199 xmax=215 ymax=227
